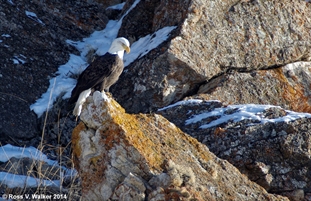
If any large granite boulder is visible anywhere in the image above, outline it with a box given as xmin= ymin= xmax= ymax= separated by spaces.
xmin=158 ymin=100 xmax=311 ymax=200
xmin=113 ymin=0 xmax=311 ymax=113
xmin=72 ymin=91 xmax=289 ymax=201
xmin=195 ymin=62 xmax=311 ymax=113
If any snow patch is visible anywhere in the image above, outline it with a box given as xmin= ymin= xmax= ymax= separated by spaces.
xmin=25 ymin=11 xmax=45 ymax=25
xmin=12 ymin=54 xmax=27 ymax=64
xmin=0 ymin=144 xmax=56 ymax=165
xmin=30 ymin=0 xmax=176 ymax=117
xmin=30 ymin=54 xmax=87 ymax=116
xmin=0 ymin=144 xmax=77 ymax=189
xmin=0 ymin=172 xmax=60 ymax=188
xmin=124 ymin=26 xmax=176 ymax=66
xmin=66 ymin=0 xmax=140 ymax=58
xmin=106 ymin=2 xmax=125 ymax=10
xmin=2 ymin=34 xmax=11 ymax=38
xmin=185 ymin=104 xmax=311 ymax=129
xmin=12 ymin=59 xmax=19 ymax=64
xmin=158 ymin=99 xmax=205 ymax=111
xmin=31 ymin=0 xmax=141 ymax=117
xmin=7 ymin=0 xmax=14 ymax=5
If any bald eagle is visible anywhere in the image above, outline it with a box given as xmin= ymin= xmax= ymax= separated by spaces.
xmin=68 ymin=37 xmax=130 ymax=117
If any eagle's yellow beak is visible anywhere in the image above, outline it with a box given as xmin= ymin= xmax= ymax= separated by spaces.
xmin=122 ymin=44 xmax=130 ymax=54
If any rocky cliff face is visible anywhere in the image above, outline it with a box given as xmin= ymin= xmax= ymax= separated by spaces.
xmin=1 ymin=0 xmax=311 ymax=200
xmin=113 ymin=0 xmax=311 ymax=113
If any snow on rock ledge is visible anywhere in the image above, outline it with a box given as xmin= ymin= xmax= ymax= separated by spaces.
xmin=158 ymin=100 xmax=311 ymax=200
xmin=72 ymin=92 xmax=289 ymax=201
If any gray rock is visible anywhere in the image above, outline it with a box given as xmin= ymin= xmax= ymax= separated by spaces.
xmin=113 ymin=0 xmax=311 ymax=113
xmin=195 ymin=62 xmax=311 ymax=113
xmin=158 ymin=100 xmax=311 ymax=200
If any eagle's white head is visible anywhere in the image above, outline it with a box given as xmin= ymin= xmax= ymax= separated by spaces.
xmin=108 ymin=37 xmax=130 ymax=59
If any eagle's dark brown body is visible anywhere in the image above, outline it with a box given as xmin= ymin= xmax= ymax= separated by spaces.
xmin=68 ymin=52 xmax=123 ymax=104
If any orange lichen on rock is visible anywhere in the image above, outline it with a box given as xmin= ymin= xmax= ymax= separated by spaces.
xmin=71 ymin=122 xmax=85 ymax=170
xmin=91 ymin=98 xmax=164 ymax=171
xmin=271 ymin=67 xmax=311 ymax=113
xmin=72 ymin=91 xmax=289 ymax=201
xmin=105 ymin=113 xmax=164 ymax=171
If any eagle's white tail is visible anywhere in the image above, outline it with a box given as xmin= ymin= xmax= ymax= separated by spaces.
xmin=73 ymin=89 xmax=91 ymax=117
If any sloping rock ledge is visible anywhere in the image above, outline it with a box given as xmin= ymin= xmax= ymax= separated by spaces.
xmin=158 ymin=99 xmax=311 ymax=201
xmin=72 ymin=91 xmax=288 ymax=201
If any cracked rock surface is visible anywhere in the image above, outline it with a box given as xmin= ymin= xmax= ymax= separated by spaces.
xmin=72 ymin=91 xmax=289 ymax=201
xmin=158 ymin=100 xmax=311 ymax=200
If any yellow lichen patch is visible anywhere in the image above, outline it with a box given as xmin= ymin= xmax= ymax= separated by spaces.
xmin=137 ymin=114 xmax=211 ymax=164
xmin=98 ymin=99 xmax=164 ymax=171
xmin=71 ymin=123 xmax=85 ymax=170
xmin=75 ymin=94 xmax=214 ymax=186
xmin=120 ymin=116 xmax=164 ymax=171
xmin=271 ymin=68 xmax=311 ymax=113
xmin=71 ymin=122 xmax=85 ymax=171
xmin=182 ymin=133 xmax=212 ymax=162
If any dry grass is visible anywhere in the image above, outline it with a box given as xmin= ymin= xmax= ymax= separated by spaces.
xmin=0 ymin=81 xmax=81 ymax=201
xmin=0 ymin=143 xmax=81 ymax=201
